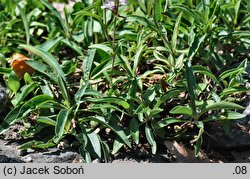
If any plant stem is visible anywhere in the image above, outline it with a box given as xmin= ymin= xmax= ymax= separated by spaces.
xmin=110 ymin=0 xmax=120 ymax=86
xmin=111 ymin=14 xmax=118 ymax=85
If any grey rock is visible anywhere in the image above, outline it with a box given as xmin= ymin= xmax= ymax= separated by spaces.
xmin=27 ymin=148 xmax=35 ymax=153
xmin=206 ymin=120 xmax=250 ymax=149
xmin=0 ymin=140 xmax=21 ymax=158
xmin=0 ymin=138 xmax=83 ymax=163
xmin=0 ymin=87 xmax=8 ymax=114
xmin=72 ymin=156 xmax=84 ymax=163
xmin=1 ymin=123 xmax=24 ymax=140
xmin=0 ymin=155 xmax=24 ymax=163
xmin=23 ymin=156 xmax=33 ymax=162
xmin=92 ymin=159 xmax=100 ymax=163
xmin=244 ymin=106 xmax=250 ymax=115
xmin=21 ymin=151 xmax=81 ymax=163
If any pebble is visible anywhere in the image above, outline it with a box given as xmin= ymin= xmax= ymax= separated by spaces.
xmin=27 ymin=149 xmax=35 ymax=153
xmin=244 ymin=106 xmax=250 ymax=115
xmin=24 ymin=156 xmax=33 ymax=162
xmin=92 ymin=159 xmax=100 ymax=163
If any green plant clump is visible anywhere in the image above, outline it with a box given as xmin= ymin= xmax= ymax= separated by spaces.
xmin=0 ymin=0 xmax=249 ymax=162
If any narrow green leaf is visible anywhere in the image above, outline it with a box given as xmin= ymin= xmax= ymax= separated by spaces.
xmin=0 ymin=105 xmax=22 ymax=134
xmin=147 ymin=0 xmax=154 ymax=16
xmin=171 ymin=4 xmax=203 ymax=23
xmin=7 ymin=71 xmax=20 ymax=94
xmin=24 ymin=73 xmax=33 ymax=84
xmin=40 ymin=0 xmax=68 ymax=34
xmin=26 ymin=60 xmax=57 ymax=82
xmin=133 ymin=45 xmax=145 ymax=73
xmin=89 ymin=44 xmax=113 ymax=54
xmin=57 ymin=76 xmax=69 ymax=106
xmin=12 ymin=83 xmax=38 ymax=106
xmin=79 ymin=146 xmax=92 ymax=163
xmin=154 ymin=0 xmax=163 ymax=22
xmin=37 ymin=117 xmax=56 ymax=126
xmin=54 ymin=109 xmax=68 ymax=143
xmin=223 ymin=111 xmax=246 ymax=120
xmin=145 ymin=124 xmax=157 ymax=154
xmin=88 ymin=104 xmax=127 ymax=114
xmin=185 ymin=60 xmax=197 ymax=117
xmin=193 ymin=65 xmax=221 ymax=86
xmin=87 ymin=97 xmax=130 ymax=109
xmin=101 ymin=140 xmax=110 ymax=163
xmin=234 ymin=0 xmax=242 ymax=25
xmin=188 ymin=35 xmax=206 ymax=60
xmin=200 ymin=101 xmax=244 ymax=116
xmin=19 ymin=140 xmax=56 ymax=150
xmin=75 ymin=11 xmax=103 ymax=26
xmin=154 ymin=118 xmax=188 ymax=129
xmin=61 ymin=38 xmax=84 ymax=56
xmin=91 ymin=58 xmax=113 ymax=79
xmin=221 ymin=86 xmax=250 ymax=97
xmin=112 ymin=137 xmax=124 ymax=154
xmin=17 ymin=3 xmax=30 ymax=44
xmin=20 ymin=44 xmax=66 ymax=82
xmin=75 ymin=82 xmax=89 ymax=102
xmin=194 ymin=121 xmax=204 ymax=156
xmin=86 ymin=130 xmax=102 ymax=159
xmin=83 ymin=49 xmax=96 ymax=81
xmin=144 ymin=87 xmax=156 ymax=104
xmin=129 ymin=118 xmax=140 ymax=144
xmin=118 ymin=55 xmax=133 ymax=77
xmin=0 ymin=67 xmax=11 ymax=74
xmin=40 ymin=83 xmax=54 ymax=97
xmin=221 ymin=120 xmax=231 ymax=134
xmin=77 ymin=133 xmax=88 ymax=148
xmin=155 ymin=88 xmax=185 ymax=108
xmin=170 ymin=105 xmax=193 ymax=117
xmin=172 ymin=12 xmax=182 ymax=52
xmin=148 ymin=108 xmax=164 ymax=119
xmin=39 ymin=37 xmax=63 ymax=52
xmin=219 ymin=67 xmax=245 ymax=81
xmin=127 ymin=15 xmax=158 ymax=32
xmin=0 ymin=95 xmax=53 ymax=134
xmin=80 ymin=116 xmax=131 ymax=148
xmin=202 ymin=111 xmax=246 ymax=122
xmin=22 ymin=95 xmax=54 ymax=109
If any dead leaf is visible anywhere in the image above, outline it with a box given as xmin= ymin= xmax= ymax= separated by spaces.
xmin=10 ymin=53 xmax=35 ymax=78
xmin=164 ymin=140 xmax=212 ymax=163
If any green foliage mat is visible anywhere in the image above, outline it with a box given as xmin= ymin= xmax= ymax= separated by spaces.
xmin=0 ymin=0 xmax=249 ymax=162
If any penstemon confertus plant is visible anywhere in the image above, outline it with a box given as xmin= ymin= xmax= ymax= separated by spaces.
xmin=101 ymin=0 xmax=128 ymax=85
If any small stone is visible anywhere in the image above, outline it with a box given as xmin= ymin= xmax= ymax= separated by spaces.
xmin=243 ymin=106 xmax=250 ymax=115
xmin=57 ymin=140 xmax=70 ymax=149
xmin=27 ymin=149 xmax=35 ymax=153
xmin=105 ymin=128 xmax=111 ymax=134
xmin=92 ymin=159 xmax=100 ymax=163
xmin=24 ymin=156 xmax=33 ymax=162
xmin=72 ymin=156 xmax=84 ymax=163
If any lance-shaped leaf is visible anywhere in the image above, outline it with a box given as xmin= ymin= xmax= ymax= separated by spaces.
xmin=20 ymin=44 xmax=66 ymax=82
xmin=54 ymin=109 xmax=68 ymax=143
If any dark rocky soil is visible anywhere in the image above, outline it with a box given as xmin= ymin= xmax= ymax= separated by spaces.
xmin=1 ymin=115 xmax=250 ymax=163
xmin=1 ymin=82 xmax=250 ymax=163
